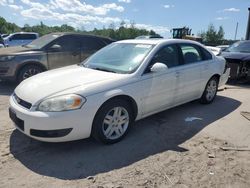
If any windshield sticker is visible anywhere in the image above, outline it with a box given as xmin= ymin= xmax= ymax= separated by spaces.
xmin=135 ymin=44 xmax=152 ymax=49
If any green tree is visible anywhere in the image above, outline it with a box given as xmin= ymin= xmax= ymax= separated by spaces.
xmin=198 ymin=24 xmax=225 ymax=45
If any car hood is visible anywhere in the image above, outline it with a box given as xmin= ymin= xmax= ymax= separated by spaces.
xmin=221 ymin=52 xmax=250 ymax=61
xmin=0 ymin=46 xmax=39 ymax=56
xmin=14 ymin=65 xmax=127 ymax=105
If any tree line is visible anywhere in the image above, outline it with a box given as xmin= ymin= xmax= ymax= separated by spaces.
xmin=0 ymin=17 xmax=160 ymax=40
xmin=0 ymin=16 xmax=236 ymax=45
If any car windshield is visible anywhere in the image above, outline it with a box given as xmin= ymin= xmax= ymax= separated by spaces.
xmin=24 ymin=34 xmax=61 ymax=49
xmin=225 ymin=41 xmax=250 ymax=53
xmin=83 ymin=43 xmax=154 ymax=74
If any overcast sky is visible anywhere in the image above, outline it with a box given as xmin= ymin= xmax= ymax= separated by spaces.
xmin=0 ymin=0 xmax=249 ymax=39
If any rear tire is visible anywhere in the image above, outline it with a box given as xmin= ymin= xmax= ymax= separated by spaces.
xmin=200 ymin=76 xmax=218 ymax=104
xmin=92 ymin=99 xmax=133 ymax=144
xmin=17 ymin=65 xmax=43 ymax=83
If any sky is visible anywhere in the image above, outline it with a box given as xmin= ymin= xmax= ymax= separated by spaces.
xmin=0 ymin=0 xmax=249 ymax=39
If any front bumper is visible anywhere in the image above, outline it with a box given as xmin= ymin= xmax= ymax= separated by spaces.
xmin=9 ymin=95 xmax=95 ymax=142
xmin=0 ymin=60 xmax=17 ymax=81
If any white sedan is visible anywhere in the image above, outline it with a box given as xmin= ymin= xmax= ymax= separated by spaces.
xmin=9 ymin=39 xmax=230 ymax=144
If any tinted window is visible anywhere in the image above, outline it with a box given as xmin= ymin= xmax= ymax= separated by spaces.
xmin=200 ymin=47 xmax=212 ymax=60
xmin=11 ymin=34 xmax=37 ymax=40
xmin=180 ymin=44 xmax=202 ymax=64
xmin=151 ymin=44 xmax=180 ymax=68
xmin=11 ymin=34 xmax=22 ymax=40
xmin=52 ymin=36 xmax=81 ymax=51
xmin=81 ymin=37 xmax=105 ymax=51
xmin=22 ymin=34 xmax=37 ymax=40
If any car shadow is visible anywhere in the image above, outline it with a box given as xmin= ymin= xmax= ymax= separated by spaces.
xmin=0 ymin=81 xmax=17 ymax=96
xmin=9 ymin=95 xmax=241 ymax=180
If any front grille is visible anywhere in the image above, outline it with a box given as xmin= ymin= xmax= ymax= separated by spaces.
xmin=13 ymin=93 xmax=32 ymax=109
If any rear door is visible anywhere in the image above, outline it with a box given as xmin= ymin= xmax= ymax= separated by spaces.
xmin=47 ymin=35 xmax=81 ymax=69
xmin=174 ymin=43 xmax=208 ymax=104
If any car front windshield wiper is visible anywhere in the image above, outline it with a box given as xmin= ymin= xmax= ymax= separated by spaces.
xmin=93 ymin=67 xmax=116 ymax=73
xmin=79 ymin=64 xmax=118 ymax=73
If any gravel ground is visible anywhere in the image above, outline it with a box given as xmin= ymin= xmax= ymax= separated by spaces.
xmin=0 ymin=82 xmax=250 ymax=188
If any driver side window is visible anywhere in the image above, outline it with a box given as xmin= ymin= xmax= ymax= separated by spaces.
xmin=151 ymin=44 xmax=180 ymax=68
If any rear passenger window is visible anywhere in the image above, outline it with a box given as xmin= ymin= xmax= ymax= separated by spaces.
xmin=180 ymin=44 xmax=202 ymax=64
xmin=200 ymin=47 xmax=213 ymax=60
xmin=151 ymin=44 xmax=180 ymax=68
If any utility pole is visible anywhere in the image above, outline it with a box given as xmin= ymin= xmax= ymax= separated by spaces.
xmin=246 ymin=7 xmax=250 ymax=40
xmin=234 ymin=22 xmax=238 ymax=40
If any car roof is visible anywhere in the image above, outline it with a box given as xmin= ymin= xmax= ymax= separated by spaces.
xmin=116 ymin=39 xmax=203 ymax=46
xmin=11 ymin=32 xmax=39 ymax=35
xmin=50 ymin=32 xmax=115 ymax=41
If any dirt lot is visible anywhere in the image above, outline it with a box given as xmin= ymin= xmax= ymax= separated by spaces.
xmin=0 ymin=82 xmax=250 ymax=188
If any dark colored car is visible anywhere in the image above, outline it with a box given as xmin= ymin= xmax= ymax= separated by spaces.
xmin=220 ymin=40 xmax=250 ymax=80
xmin=0 ymin=33 xmax=115 ymax=82
xmin=0 ymin=35 xmax=4 ymax=47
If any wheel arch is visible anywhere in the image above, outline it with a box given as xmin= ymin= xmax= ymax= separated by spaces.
xmin=95 ymin=93 xmax=139 ymax=121
xmin=16 ymin=61 xmax=47 ymax=79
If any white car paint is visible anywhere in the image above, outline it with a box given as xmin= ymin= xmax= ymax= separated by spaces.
xmin=9 ymin=39 xmax=230 ymax=142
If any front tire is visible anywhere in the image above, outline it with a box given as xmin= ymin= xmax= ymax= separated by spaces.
xmin=17 ymin=65 xmax=43 ymax=83
xmin=200 ymin=76 xmax=219 ymax=104
xmin=92 ymin=99 xmax=133 ymax=144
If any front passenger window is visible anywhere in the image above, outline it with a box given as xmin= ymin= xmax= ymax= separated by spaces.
xmin=151 ymin=44 xmax=179 ymax=68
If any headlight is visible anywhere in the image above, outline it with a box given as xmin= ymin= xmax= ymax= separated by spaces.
xmin=0 ymin=55 xmax=15 ymax=62
xmin=37 ymin=94 xmax=86 ymax=112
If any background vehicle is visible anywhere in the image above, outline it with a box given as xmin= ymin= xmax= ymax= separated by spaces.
xmin=216 ymin=45 xmax=229 ymax=52
xmin=172 ymin=27 xmax=202 ymax=42
xmin=0 ymin=35 xmax=4 ymax=48
xmin=220 ymin=40 xmax=250 ymax=80
xmin=4 ymin=32 xmax=39 ymax=47
xmin=135 ymin=35 xmax=163 ymax=39
xmin=9 ymin=39 xmax=229 ymax=143
xmin=206 ymin=46 xmax=221 ymax=56
xmin=1 ymin=34 xmax=9 ymax=38
xmin=0 ymin=33 xmax=115 ymax=82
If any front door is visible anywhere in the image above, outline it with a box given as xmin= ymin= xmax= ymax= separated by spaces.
xmin=141 ymin=44 xmax=181 ymax=116
xmin=47 ymin=35 xmax=81 ymax=69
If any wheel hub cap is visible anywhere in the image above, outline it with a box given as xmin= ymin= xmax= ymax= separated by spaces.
xmin=102 ymin=106 xmax=129 ymax=140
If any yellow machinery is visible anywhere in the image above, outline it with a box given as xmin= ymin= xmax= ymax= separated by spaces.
xmin=172 ymin=27 xmax=202 ymax=42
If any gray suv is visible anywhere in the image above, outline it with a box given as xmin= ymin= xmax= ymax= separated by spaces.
xmin=0 ymin=33 xmax=114 ymax=82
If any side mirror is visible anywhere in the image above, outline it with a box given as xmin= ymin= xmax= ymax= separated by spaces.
xmin=49 ymin=44 xmax=62 ymax=51
xmin=150 ymin=62 xmax=168 ymax=73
